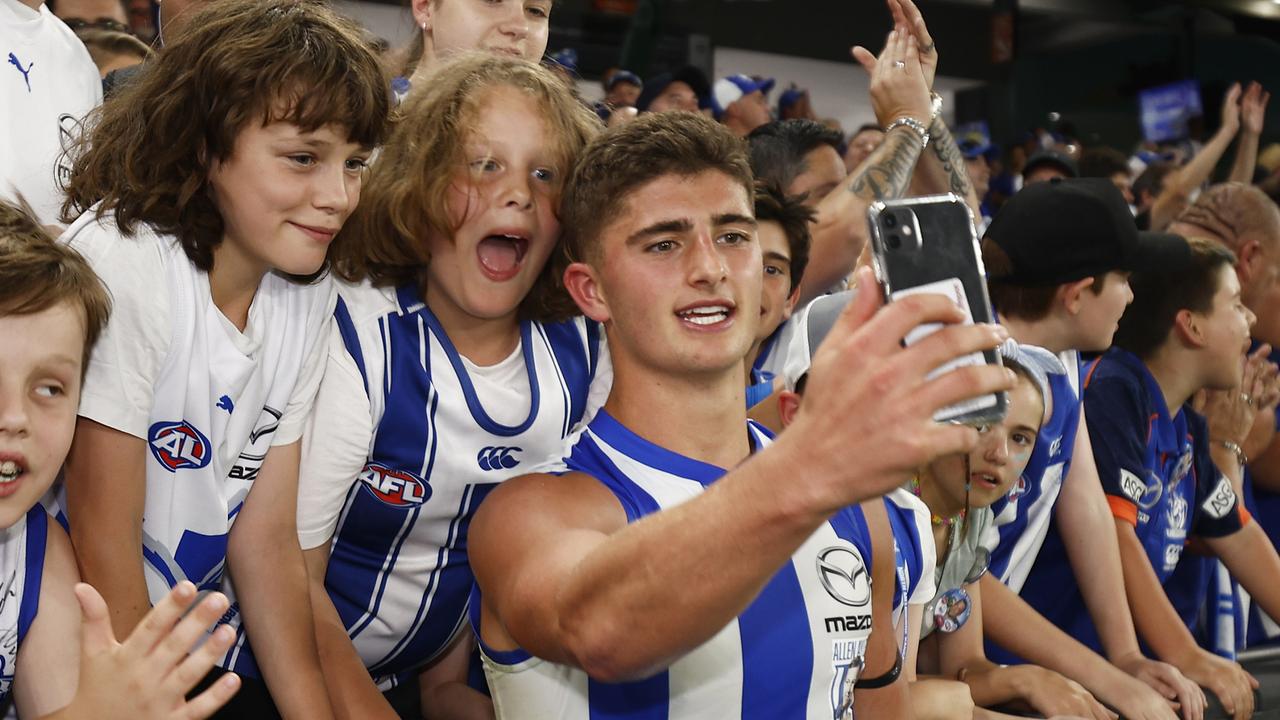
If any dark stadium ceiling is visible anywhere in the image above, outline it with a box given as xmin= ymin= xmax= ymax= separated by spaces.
xmin=512 ymin=0 xmax=1280 ymax=81
xmin=356 ymin=0 xmax=1280 ymax=81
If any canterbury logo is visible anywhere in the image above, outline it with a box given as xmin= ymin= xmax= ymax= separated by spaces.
xmin=477 ymin=446 xmax=522 ymax=471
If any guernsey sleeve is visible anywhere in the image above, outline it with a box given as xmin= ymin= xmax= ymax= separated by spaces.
xmin=273 ymin=278 xmax=338 ymax=446
xmin=65 ymin=219 xmax=172 ymax=439
xmin=296 ymin=322 xmax=375 ymax=549
xmin=1083 ymin=373 xmax=1150 ymax=526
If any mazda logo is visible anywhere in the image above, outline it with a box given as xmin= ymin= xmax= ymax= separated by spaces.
xmin=816 ymin=547 xmax=871 ymax=607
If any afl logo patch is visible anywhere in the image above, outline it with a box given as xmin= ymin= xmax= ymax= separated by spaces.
xmin=148 ymin=421 xmax=212 ymax=472
xmin=816 ymin=546 xmax=871 ymax=607
xmin=359 ymin=463 xmax=430 ymax=507
xmin=1006 ymin=475 xmax=1028 ymax=502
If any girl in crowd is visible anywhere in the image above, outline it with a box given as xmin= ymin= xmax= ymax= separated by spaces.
xmin=57 ymin=0 xmax=390 ymax=716
xmin=393 ymin=0 xmax=553 ymax=102
xmin=300 ymin=53 xmax=602 ymax=719
xmin=905 ymin=341 xmax=1116 ymax=720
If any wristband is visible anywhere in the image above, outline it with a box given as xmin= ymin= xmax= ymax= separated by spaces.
xmin=854 ymin=648 xmax=903 ymax=689
xmin=885 ymin=116 xmax=930 ymax=148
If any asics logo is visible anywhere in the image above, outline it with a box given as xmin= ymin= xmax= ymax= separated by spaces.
xmin=816 ymin=546 xmax=871 ymax=607
xmin=477 ymin=446 xmax=522 ymax=472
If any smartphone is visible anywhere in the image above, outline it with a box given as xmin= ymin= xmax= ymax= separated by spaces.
xmin=867 ymin=194 xmax=1007 ymax=427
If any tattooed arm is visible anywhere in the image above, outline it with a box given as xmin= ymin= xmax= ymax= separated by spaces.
xmin=798 ymin=27 xmax=932 ymax=304
xmin=798 ymin=129 xmax=924 ymax=304
xmin=914 ymin=118 xmax=983 ymax=221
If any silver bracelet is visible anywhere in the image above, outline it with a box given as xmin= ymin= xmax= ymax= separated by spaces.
xmin=1220 ymin=440 xmax=1248 ymax=466
xmin=885 ymin=116 xmax=930 ymax=148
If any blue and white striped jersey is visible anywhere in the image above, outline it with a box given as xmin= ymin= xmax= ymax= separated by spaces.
xmin=986 ymin=349 xmax=1082 ymax=593
xmin=0 ymin=507 xmax=47 ymax=704
xmin=475 ymin=410 xmax=876 ymax=719
xmin=302 ymin=281 xmax=606 ymax=685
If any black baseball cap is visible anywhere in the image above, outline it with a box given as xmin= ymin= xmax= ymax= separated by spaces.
xmin=636 ymin=66 xmax=710 ymax=112
xmin=984 ymin=177 xmax=1190 ymax=286
xmin=1022 ymin=149 xmax=1078 ymax=180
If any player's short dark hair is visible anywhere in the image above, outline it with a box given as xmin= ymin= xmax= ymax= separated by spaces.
xmin=561 ymin=111 xmax=753 ymax=269
xmin=747 ymin=119 xmax=843 ymax=200
xmin=1113 ymin=236 xmax=1236 ymax=359
xmin=753 ymin=183 xmax=814 ymax=292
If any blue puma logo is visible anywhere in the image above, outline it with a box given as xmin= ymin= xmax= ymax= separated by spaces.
xmin=216 ymin=395 xmax=234 ymax=413
xmin=7 ymin=53 xmax=32 ymax=93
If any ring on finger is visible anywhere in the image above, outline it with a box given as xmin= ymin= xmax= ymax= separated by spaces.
xmin=894 ymin=60 xmax=906 ymax=68
xmin=1243 ymin=392 xmax=1253 ymax=406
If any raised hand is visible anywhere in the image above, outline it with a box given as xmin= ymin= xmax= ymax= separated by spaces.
xmin=887 ymin=0 xmax=937 ymax=90
xmin=50 ymin=582 xmax=241 ymax=720
xmin=853 ymin=29 xmax=933 ymax=128
xmin=1241 ymin=82 xmax=1270 ymax=136
xmin=1221 ymin=83 xmax=1243 ymax=137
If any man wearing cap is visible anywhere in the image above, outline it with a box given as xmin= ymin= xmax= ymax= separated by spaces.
xmin=604 ymin=69 xmax=642 ymax=109
xmin=975 ymin=178 xmax=1209 ymax=719
xmin=635 ymin=65 xmax=709 ymax=115
xmin=1022 ymin=148 xmax=1079 ymax=186
xmin=711 ymin=73 xmax=774 ymax=137
xmin=777 ymin=85 xmax=816 ymax=121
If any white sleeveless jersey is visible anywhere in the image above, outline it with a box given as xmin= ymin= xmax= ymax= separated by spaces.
xmin=0 ymin=508 xmax=46 ymax=704
xmin=883 ymin=489 xmax=936 ymax=656
xmin=317 ymin=282 xmax=605 ymax=684
xmin=476 ymin=412 xmax=875 ymax=720
xmin=60 ymin=212 xmax=334 ymax=675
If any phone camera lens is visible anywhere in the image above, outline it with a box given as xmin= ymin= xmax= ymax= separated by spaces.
xmin=888 ymin=234 xmax=901 ymax=249
xmin=884 ymin=214 xmax=898 ymax=229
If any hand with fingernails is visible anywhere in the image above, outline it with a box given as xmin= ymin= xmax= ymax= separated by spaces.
xmin=853 ymin=24 xmax=932 ymax=130
xmin=885 ymin=0 xmax=938 ymax=89
xmin=48 ymin=582 xmax=240 ymax=720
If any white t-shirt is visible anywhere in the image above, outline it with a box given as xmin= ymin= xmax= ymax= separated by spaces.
xmin=0 ymin=0 xmax=100 ymax=225
xmin=60 ymin=210 xmax=334 ymax=674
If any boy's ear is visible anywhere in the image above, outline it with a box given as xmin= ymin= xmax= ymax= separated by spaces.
xmin=1058 ymin=277 xmax=1095 ymax=316
xmin=1174 ymin=308 xmax=1207 ymax=348
xmin=563 ymin=261 xmax=610 ymax=323
xmin=1236 ymin=239 xmax=1263 ymax=285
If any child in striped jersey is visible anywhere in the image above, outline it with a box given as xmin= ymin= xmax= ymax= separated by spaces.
xmin=0 ymin=199 xmax=240 ymax=718
xmin=56 ymin=1 xmax=390 ymax=716
xmin=300 ymin=54 xmax=603 ymax=719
